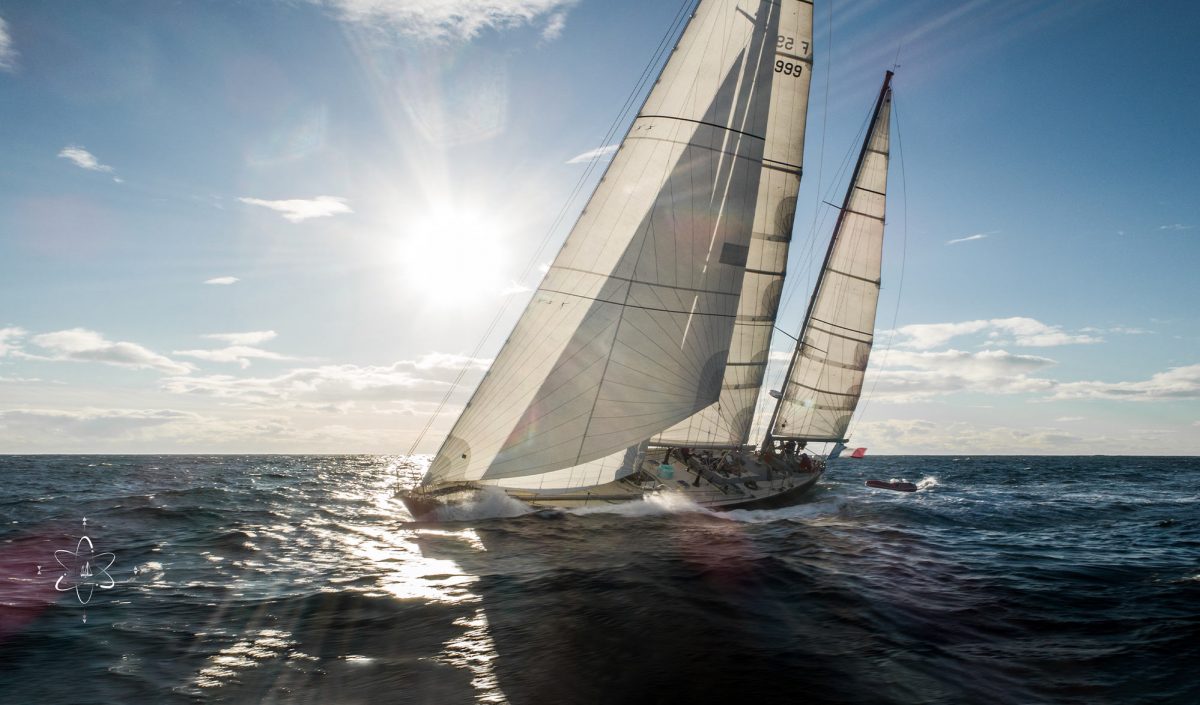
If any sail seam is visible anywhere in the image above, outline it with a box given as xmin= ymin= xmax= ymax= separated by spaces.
xmin=761 ymin=161 xmax=802 ymax=175
xmin=799 ymin=347 xmax=870 ymax=371
xmin=809 ymin=315 xmax=874 ymax=337
xmin=806 ymin=325 xmax=873 ymax=345
xmin=825 ymin=266 xmax=881 ymax=285
xmin=538 ymin=288 xmax=738 ymax=317
xmin=787 ymin=380 xmax=859 ymax=397
xmin=546 ymin=265 xmax=743 ymax=296
xmin=637 ymin=114 xmax=765 ymax=141
xmin=840 ymin=206 xmax=884 ymax=222
xmin=763 ymin=157 xmax=803 ymax=170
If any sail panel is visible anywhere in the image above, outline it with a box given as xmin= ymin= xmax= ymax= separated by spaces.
xmin=481 ymin=446 xmax=644 ymax=492
xmin=426 ymin=0 xmax=787 ymax=486
xmin=655 ymin=0 xmax=814 ymax=447
xmin=771 ymin=89 xmax=891 ymax=442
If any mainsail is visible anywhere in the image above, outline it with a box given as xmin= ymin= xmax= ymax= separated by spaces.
xmin=655 ymin=0 xmax=814 ymax=449
xmin=768 ymin=71 xmax=893 ymax=444
xmin=424 ymin=0 xmax=813 ymax=490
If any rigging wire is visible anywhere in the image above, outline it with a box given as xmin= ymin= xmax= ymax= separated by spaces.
xmin=402 ymin=0 xmax=698 ymax=463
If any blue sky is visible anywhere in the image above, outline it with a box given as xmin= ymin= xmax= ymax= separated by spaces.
xmin=1 ymin=0 xmax=1197 ymax=454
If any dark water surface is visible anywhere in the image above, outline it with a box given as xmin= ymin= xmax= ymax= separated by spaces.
xmin=0 ymin=455 xmax=1197 ymax=704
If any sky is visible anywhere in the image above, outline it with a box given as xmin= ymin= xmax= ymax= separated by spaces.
xmin=1 ymin=0 xmax=1198 ymax=455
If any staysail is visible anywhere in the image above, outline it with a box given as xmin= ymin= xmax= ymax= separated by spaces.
xmin=654 ymin=0 xmax=814 ymax=449
xmin=425 ymin=0 xmax=811 ymax=489
xmin=768 ymin=71 xmax=893 ymax=444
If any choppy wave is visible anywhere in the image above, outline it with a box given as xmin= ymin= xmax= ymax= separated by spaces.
xmin=1 ymin=455 xmax=1198 ymax=705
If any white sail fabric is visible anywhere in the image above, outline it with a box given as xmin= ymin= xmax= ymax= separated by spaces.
xmin=480 ymin=446 xmax=644 ymax=492
xmin=426 ymin=0 xmax=793 ymax=487
xmin=655 ymin=0 xmax=814 ymax=448
xmin=771 ymin=86 xmax=892 ymax=442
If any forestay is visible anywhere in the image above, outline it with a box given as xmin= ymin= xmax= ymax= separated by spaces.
xmin=655 ymin=0 xmax=814 ymax=448
xmin=425 ymin=0 xmax=802 ymax=488
xmin=770 ymin=77 xmax=892 ymax=443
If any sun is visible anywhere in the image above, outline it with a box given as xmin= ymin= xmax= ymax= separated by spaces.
xmin=396 ymin=208 xmax=512 ymax=307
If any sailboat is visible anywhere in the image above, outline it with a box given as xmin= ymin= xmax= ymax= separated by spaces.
xmin=401 ymin=0 xmax=893 ymax=519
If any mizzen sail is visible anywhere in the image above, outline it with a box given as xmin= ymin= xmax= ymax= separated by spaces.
xmin=769 ymin=71 xmax=893 ymax=443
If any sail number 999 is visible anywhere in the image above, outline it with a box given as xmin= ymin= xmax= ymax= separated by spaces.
xmin=775 ymin=60 xmax=803 ymax=77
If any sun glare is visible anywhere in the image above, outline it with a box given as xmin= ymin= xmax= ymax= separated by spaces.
xmin=397 ymin=209 xmax=511 ymax=306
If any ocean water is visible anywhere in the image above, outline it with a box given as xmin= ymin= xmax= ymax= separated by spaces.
xmin=0 ymin=455 xmax=1197 ymax=705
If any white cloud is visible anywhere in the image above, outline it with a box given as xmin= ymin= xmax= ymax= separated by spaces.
xmin=410 ymin=352 xmax=491 ymax=372
xmin=238 ymin=196 xmax=352 ymax=223
xmin=1159 ymin=224 xmax=1193 ymax=231
xmin=173 ymin=346 xmax=293 ymax=369
xmin=29 ymin=328 xmax=192 ymax=374
xmin=0 ymin=407 xmax=316 ymax=451
xmin=161 ymin=352 xmax=490 ymax=407
xmin=0 ymin=375 xmax=43 ymax=383
xmin=889 ymin=320 xmax=990 ymax=349
xmin=204 ymin=276 xmax=240 ymax=285
xmin=946 ymin=233 xmax=988 ymax=245
xmin=1051 ymin=364 xmax=1200 ymax=401
xmin=868 ymin=348 xmax=1057 ymax=402
xmin=0 ymin=326 xmax=26 ymax=357
xmin=0 ymin=15 xmax=16 ymax=72
xmin=891 ymin=317 xmax=1101 ymax=350
xmin=1081 ymin=325 xmax=1151 ymax=336
xmin=852 ymin=418 xmax=1095 ymax=455
xmin=316 ymin=0 xmax=577 ymax=42
xmin=204 ymin=331 xmax=278 ymax=346
xmin=173 ymin=331 xmax=288 ymax=369
xmin=0 ymin=408 xmax=198 ymax=438
xmin=57 ymin=145 xmax=115 ymax=173
xmin=566 ymin=144 xmax=617 ymax=164
xmin=1055 ymin=416 xmax=1085 ymax=422
xmin=541 ymin=11 xmax=567 ymax=40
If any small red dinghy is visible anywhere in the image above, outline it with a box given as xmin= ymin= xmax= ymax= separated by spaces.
xmin=866 ymin=479 xmax=918 ymax=492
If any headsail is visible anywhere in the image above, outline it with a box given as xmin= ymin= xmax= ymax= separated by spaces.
xmin=425 ymin=0 xmax=805 ymax=488
xmin=655 ymin=0 xmax=814 ymax=449
xmin=768 ymin=71 xmax=893 ymax=444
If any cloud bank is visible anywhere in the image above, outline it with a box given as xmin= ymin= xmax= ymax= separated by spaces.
xmin=890 ymin=317 xmax=1101 ymax=350
xmin=29 ymin=328 xmax=192 ymax=374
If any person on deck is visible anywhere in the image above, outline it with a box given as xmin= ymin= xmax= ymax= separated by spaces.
xmin=719 ymin=450 xmax=735 ymax=475
xmin=799 ymin=452 xmax=814 ymax=473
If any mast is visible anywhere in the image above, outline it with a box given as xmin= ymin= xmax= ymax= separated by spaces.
xmin=764 ymin=70 xmax=893 ymax=447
